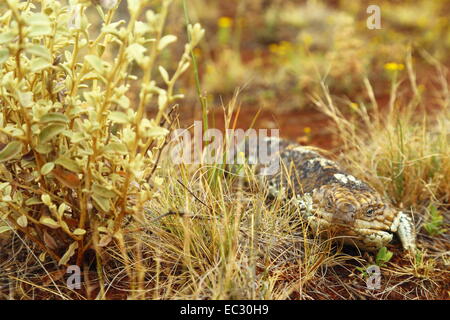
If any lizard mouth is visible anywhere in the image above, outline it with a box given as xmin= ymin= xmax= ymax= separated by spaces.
xmin=306 ymin=209 xmax=394 ymax=251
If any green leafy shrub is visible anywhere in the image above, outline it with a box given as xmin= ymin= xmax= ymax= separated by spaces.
xmin=423 ymin=204 xmax=447 ymax=236
xmin=375 ymin=246 xmax=393 ymax=267
xmin=0 ymin=0 xmax=204 ymax=266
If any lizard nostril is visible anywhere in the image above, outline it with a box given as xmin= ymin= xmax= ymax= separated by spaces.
xmin=338 ymin=202 xmax=356 ymax=214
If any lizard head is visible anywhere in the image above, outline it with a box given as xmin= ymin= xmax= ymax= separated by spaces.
xmin=305 ymin=182 xmax=416 ymax=252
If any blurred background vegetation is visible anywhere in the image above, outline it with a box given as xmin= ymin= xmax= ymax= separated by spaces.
xmin=146 ymin=0 xmax=449 ymax=148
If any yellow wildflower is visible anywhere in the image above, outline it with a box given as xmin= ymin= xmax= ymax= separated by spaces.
xmin=278 ymin=41 xmax=292 ymax=55
xmin=269 ymin=41 xmax=292 ymax=56
xmin=194 ymin=47 xmax=202 ymax=58
xmin=269 ymin=43 xmax=279 ymax=54
xmin=384 ymin=62 xmax=405 ymax=71
xmin=218 ymin=17 xmax=233 ymax=28
xmin=349 ymin=102 xmax=359 ymax=111
xmin=303 ymin=127 xmax=311 ymax=134
xmin=301 ymin=33 xmax=313 ymax=47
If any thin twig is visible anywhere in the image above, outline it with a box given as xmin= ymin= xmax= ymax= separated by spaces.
xmin=176 ymin=178 xmax=213 ymax=211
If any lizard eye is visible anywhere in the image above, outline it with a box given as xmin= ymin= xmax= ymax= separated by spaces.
xmin=366 ymin=208 xmax=376 ymax=216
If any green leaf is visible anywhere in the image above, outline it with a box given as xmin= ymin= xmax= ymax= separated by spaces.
xmin=27 ymin=13 xmax=52 ymax=37
xmin=54 ymin=156 xmax=81 ymax=173
xmin=147 ymin=125 xmax=169 ymax=138
xmin=0 ymin=31 xmax=15 ymax=44
xmin=17 ymin=91 xmax=33 ymax=107
xmin=126 ymin=43 xmax=146 ymax=63
xmin=376 ymin=247 xmax=393 ymax=266
xmin=0 ymin=226 xmax=12 ymax=234
xmin=102 ymin=20 xmax=126 ymax=37
xmin=26 ymin=44 xmax=52 ymax=62
xmin=40 ymin=112 xmax=69 ymax=124
xmin=0 ymin=48 xmax=9 ymax=64
xmin=25 ymin=197 xmax=42 ymax=206
xmin=35 ymin=143 xmax=52 ymax=154
xmin=376 ymin=247 xmax=386 ymax=261
xmin=40 ymin=162 xmax=55 ymax=175
xmin=17 ymin=215 xmax=28 ymax=228
xmin=57 ymin=203 xmax=67 ymax=218
xmin=39 ymin=124 xmax=66 ymax=144
xmin=85 ymin=55 xmax=105 ymax=74
xmin=30 ymin=57 xmax=52 ymax=72
xmin=127 ymin=0 xmax=140 ymax=14
xmin=158 ymin=35 xmax=177 ymax=50
xmin=102 ymin=142 xmax=128 ymax=155
xmin=159 ymin=66 xmax=170 ymax=83
xmin=92 ymin=194 xmax=111 ymax=212
xmin=39 ymin=216 xmax=60 ymax=229
xmin=108 ymin=111 xmax=129 ymax=124
xmin=80 ymin=71 xmax=100 ymax=82
xmin=73 ymin=228 xmax=86 ymax=236
xmin=92 ymin=183 xmax=117 ymax=198
xmin=113 ymin=95 xmax=130 ymax=109
xmin=58 ymin=241 xmax=78 ymax=266
xmin=0 ymin=141 xmax=23 ymax=162
xmin=134 ymin=21 xmax=150 ymax=34
xmin=423 ymin=204 xmax=446 ymax=236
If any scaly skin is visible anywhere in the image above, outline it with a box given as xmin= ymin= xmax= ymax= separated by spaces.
xmin=251 ymin=137 xmax=417 ymax=252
